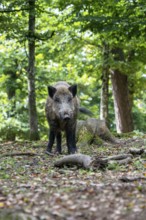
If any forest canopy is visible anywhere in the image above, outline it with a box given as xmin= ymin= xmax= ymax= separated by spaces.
xmin=0 ymin=0 xmax=146 ymax=140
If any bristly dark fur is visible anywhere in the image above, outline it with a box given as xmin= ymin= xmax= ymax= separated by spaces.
xmin=79 ymin=107 xmax=93 ymax=116
xmin=45 ymin=81 xmax=93 ymax=155
xmin=45 ymin=81 xmax=79 ymax=154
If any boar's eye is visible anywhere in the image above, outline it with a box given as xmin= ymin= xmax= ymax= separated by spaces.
xmin=54 ymin=97 xmax=60 ymax=103
xmin=67 ymin=97 xmax=72 ymax=102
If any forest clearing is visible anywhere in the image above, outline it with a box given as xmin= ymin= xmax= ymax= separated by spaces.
xmin=0 ymin=134 xmax=146 ymax=220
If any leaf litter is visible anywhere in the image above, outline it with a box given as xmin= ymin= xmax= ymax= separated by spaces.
xmin=0 ymin=138 xmax=146 ymax=219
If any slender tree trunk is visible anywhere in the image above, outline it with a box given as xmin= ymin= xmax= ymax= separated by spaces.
xmin=27 ymin=0 xmax=39 ymax=140
xmin=111 ymin=69 xmax=134 ymax=133
xmin=100 ymin=43 xmax=109 ymax=125
xmin=6 ymin=69 xmax=17 ymax=141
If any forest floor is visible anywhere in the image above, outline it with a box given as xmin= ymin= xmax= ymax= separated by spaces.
xmin=0 ymin=135 xmax=146 ymax=220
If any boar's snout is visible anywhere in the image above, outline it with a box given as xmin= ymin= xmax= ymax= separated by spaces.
xmin=63 ymin=113 xmax=71 ymax=121
xmin=59 ymin=110 xmax=73 ymax=121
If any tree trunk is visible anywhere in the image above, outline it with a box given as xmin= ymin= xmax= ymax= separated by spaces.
xmin=6 ymin=69 xmax=17 ymax=141
xmin=27 ymin=0 xmax=39 ymax=140
xmin=100 ymin=43 xmax=109 ymax=126
xmin=111 ymin=69 xmax=134 ymax=133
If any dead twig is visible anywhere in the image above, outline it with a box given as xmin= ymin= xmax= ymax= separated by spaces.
xmin=0 ymin=152 xmax=38 ymax=158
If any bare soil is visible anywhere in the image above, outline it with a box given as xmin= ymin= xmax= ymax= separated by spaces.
xmin=0 ymin=136 xmax=146 ymax=220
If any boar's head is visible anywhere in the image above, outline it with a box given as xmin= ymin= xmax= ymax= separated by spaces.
xmin=48 ymin=84 xmax=77 ymax=121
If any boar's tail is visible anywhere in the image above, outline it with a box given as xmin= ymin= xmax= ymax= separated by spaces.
xmin=79 ymin=107 xmax=93 ymax=116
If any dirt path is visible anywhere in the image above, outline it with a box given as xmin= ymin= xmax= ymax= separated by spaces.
xmin=0 ymin=137 xmax=146 ymax=220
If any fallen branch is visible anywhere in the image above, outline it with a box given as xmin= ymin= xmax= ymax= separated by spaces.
xmin=90 ymin=157 xmax=108 ymax=170
xmin=129 ymin=147 xmax=144 ymax=155
xmin=120 ymin=176 xmax=146 ymax=182
xmin=107 ymin=154 xmax=132 ymax=160
xmin=54 ymin=153 xmax=132 ymax=169
xmin=0 ymin=152 xmax=38 ymax=158
xmin=109 ymin=157 xmax=132 ymax=165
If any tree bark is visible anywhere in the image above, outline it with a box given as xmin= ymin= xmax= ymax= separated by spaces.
xmin=27 ymin=0 xmax=39 ymax=140
xmin=111 ymin=69 xmax=134 ymax=133
xmin=100 ymin=43 xmax=109 ymax=126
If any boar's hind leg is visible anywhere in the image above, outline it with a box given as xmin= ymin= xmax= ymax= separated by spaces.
xmin=46 ymin=129 xmax=55 ymax=154
xmin=66 ymin=128 xmax=77 ymax=154
xmin=56 ymin=132 xmax=62 ymax=154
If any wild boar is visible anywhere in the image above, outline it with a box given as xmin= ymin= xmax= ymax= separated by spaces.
xmin=45 ymin=81 xmax=79 ymax=154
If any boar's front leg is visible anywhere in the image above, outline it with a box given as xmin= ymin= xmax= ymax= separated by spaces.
xmin=46 ymin=128 xmax=55 ymax=154
xmin=66 ymin=127 xmax=77 ymax=154
xmin=56 ymin=132 xmax=62 ymax=154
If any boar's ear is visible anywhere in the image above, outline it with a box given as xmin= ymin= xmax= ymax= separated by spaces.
xmin=48 ymin=86 xmax=57 ymax=98
xmin=68 ymin=84 xmax=77 ymax=97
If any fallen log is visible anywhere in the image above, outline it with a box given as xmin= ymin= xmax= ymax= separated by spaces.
xmin=76 ymin=118 xmax=120 ymax=145
xmin=54 ymin=153 xmax=132 ymax=170
xmin=54 ymin=154 xmax=92 ymax=169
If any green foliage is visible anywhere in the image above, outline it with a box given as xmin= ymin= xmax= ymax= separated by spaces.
xmin=0 ymin=0 xmax=146 ymax=140
xmin=133 ymin=105 xmax=146 ymax=132
xmin=133 ymin=159 xmax=145 ymax=171
xmin=107 ymin=162 xmax=121 ymax=171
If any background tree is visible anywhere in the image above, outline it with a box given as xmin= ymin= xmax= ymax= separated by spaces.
xmin=27 ymin=0 xmax=39 ymax=140
xmin=51 ymin=0 xmax=146 ymax=133
xmin=100 ymin=42 xmax=110 ymax=126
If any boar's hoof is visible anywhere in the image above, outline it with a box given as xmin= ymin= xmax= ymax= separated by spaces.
xmin=55 ymin=149 xmax=62 ymax=155
xmin=69 ymin=149 xmax=77 ymax=154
